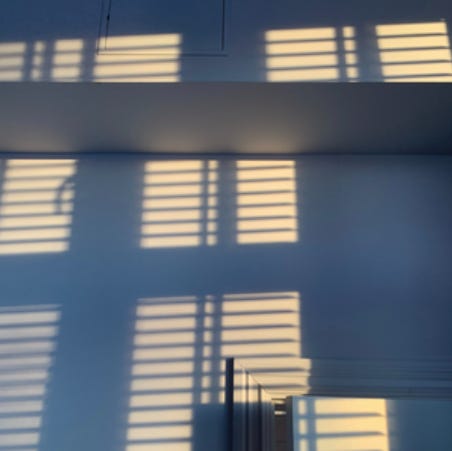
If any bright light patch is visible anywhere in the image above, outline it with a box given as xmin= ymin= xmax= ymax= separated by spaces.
xmin=0 ymin=305 xmax=59 ymax=449
xmin=140 ymin=160 xmax=217 ymax=248
xmin=126 ymin=297 xmax=197 ymax=451
xmin=126 ymin=292 xmax=300 ymax=449
xmin=0 ymin=42 xmax=26 ymax=81
xmin=265 ymin=27 xmax=358 ymax=81
xmin=0 ymin=159 xmax=77 ymax=255
xmin=95 ymin=34 xmax=181 ymax=82
xmin=52 ymin=39 xmax=83 ymax=81
xmin=376 ymin=20 xmax=452 ymax=81
xmin=236 ymin=160 xmax=298 ymax=244
xmin=293 ymin=397 xmax=389 ymax=451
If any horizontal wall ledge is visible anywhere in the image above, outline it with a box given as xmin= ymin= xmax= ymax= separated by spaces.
xmin=0 ymin=83 xmax=452 ymax=155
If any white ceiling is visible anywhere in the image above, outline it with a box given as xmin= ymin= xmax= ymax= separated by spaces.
xmin=0 ymin=83 xmax=451 ymax=154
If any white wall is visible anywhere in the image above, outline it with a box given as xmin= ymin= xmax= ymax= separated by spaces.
xmin=291 ymin=396 xmax=452 ymax=451
xmin=1 ymin=0 xmax=451 ymax=81
xmin=0 ymin=154 xmax=451 ymax=451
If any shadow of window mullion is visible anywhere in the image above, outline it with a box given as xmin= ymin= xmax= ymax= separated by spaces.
xmin=354 ymin=24 xmax=383 ymax=81
xmin=20 ymin=41 xmax=34 ymax=81
xmin=216 ymin=158 xmax=237 ymax=246
xmin=192 ymin=295 xmax=207 ymax=406
xmin=335 ymin=27 xmax=348 ymax=82
xmin=79 ymin=38 xmax=97 ymax=82
xmin=209 ymin=294 xmax=223 ymax=404
xmin=0 ymin=161 xmax=5 ymax=196
xmin=40 ymin=40 xmax=55 ymax=82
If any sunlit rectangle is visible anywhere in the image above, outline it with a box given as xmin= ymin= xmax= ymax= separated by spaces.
xmin=127 ymin=443 xmax=191 ymax=451
xmin=382 ymin=62 xmax=452 ymax=76
xmin=126 ymin=297 xmax=197 ymax=450
xmin=0 ymin=241 xmax=68 ymax=254
xmin=0 ymin=385 xmax=46 ymax=398
xmin=0 ymin=416 xmax=41 ymax=429
xmin=0 ymin=341 xmax=55 ymax=355
xmin=266 ymin=26 xmax=358 ymax=81
xmin=221 ymin=292 xmax=300 ymax=358
xmin=0 ymin=325 xmax=57 ymax=339
xmin=266 ymin=41 xmax=337 ymax=55
xmin=129 ymin=409 xmax=192 ymax=424
xmin=128 ymin=424 xmax=192 ymax=440
xmin=293 ymin=397 xmax=389 ymax=451
xmin=132 ymin=361 xmax=194 ymax=377
xmin=0 ymin=432 xmax=39 ymax=446
xmin=0 ymin=370 xmax=48 ymax=383
xmin=376 ymin=21 xmax=452 ymax=81
xmin=267 ymin=54 xmax=338 ymax=69
xmin=378 ymin=35 xmax=450 ymax=49
xmin=236 ymin=160 xmax=298 ymax=244
xmin=126 ymin=291 xmax=301 ymax=450
xmin=51 ymin=39 xmax=83 ymax=81
xmin=0 ymin=356 xmax=52 ymax=369
xmin=131 ymin=376 xmax=195 ymax=391
xmin=271 ymin=67 xmax=339 ymax=80
xmin=135 ymin=331 xmax=195 ymax=346
xmin=0 ymin=228 xmax=70 ymax=242
xmin=313 ymin=436 xmax=388 ymax=451
xmin=315 ymin=397 xmax=386 ymax=415
xmin=0 ymin=159 xmax=76 ymax=254
xmin=95 ymin=34 xmax=181 ymax=82
xmin=136 ymin=317 xmax=196 ymax=331
xmin=140 ymin=160 xmax=217 ymax=248
xmin=0 ymin=42 xmax=26 ymax=81
xmin=376 ymin=21 xmax=448 ymax=36
xmin=106 ymin=34 xmax=181 ymax=50
xmin=0 ymin=305 xmax=59 ymax=450
xmin=130 ymin=392 xmax=193 ymax=407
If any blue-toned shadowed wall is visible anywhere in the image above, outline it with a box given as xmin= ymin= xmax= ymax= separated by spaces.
xmin=0 ymin=154 xmax=451 ymax=451
xmin=0 ymin=0 xmax=452 ymax=81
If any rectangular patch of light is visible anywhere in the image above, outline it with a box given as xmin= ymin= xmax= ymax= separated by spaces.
xmin=95 ymin=34 xmax=181 ymax=82
xmin=141 ymin=160 xmax=217 ymax=248
xmin=51 ymin=39 xmax=83 ymax=81
xmin=216 ymin=292 xmax=300 ymax=398
xmin=341 ymin=26 xmax=359 ymax=80
xmin=126 ymin=291 xmax=300 ymax=437
xmin=126 ymin=297 xmax=199 ymax=451
xmin=0 ymin=159 xmax=77 ymax=254
xmin=266 ymin=27 xmax=358 ymax=81
xmin=376 ymin=20 xmax=452 ymax=81
xmin=0 ymin=42 xmax=26 ymax=81
xmin=236 ymin=160 xmax=298 ymax=244
xmin=293 ymin=397 xmax=389 ymax=451
xmin=0 ymin=305 xmax=59 ymax=450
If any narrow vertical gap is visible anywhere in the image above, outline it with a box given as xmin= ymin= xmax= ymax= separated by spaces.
xmin=335 ymin=27 xmax=348 ymax=81
xmin=354 ymin=24 xmax=383 ymax=81
xmin=209 ymin=293 xmax=223 ymax=403
xmin=21 ymin=41 xmax=34 ymax=81
xmin=0 ymin=160 xmax=5 ymax=191
xmin=80 ymin=38 xmax=97 ymax=81
xmin=192 ymin=295 xmax=207 ymax=405
xmin=216 ymin=158 xmax=237 ymax=246
xmin=306 ymin=398 xmax=317 ymax=451
xmin=41 ymin=40 xmax=55 ymax=81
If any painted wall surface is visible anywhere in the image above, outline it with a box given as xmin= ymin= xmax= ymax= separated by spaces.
xmin=0 ymin=155 xmax=451 ymax=451
xmin=0 ymin=0 xmax=452 ymax=81
xmin=291 ymin=396 xmax=452 ymax=451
